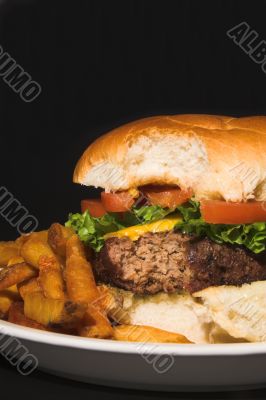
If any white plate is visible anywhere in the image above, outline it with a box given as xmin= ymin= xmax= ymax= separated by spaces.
xmin=1 ymin=319 xmax=266 ymax=392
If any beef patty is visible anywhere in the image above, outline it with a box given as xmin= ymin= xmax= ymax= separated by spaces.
xmin=95 ymin=231 xmax=266 ymax=294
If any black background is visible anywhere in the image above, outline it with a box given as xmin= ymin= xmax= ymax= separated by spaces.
xmin=1 ymin=0 xmax=266 ymax=397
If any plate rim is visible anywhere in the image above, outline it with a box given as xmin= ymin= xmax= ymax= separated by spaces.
xmin=1 ymin=320 xmax=266 ymax=356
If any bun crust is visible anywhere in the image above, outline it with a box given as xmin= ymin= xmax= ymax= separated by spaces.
xmin=74 ymin=115 xmax=266 ymax=201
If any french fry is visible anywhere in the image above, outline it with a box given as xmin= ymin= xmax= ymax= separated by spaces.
xmin=7 ymin=256 xmax=24 ymax=266
xmin=21 ymin=232 xmax=65 ymax=300
xmin=18 ymin=277 xmax=42 ymax=300
xmin=0 ymin=285 xmax=20 ymax=318
xmin=113 ymin=325 xmax=192 ymax=343
xmin=21 ymin=238 xmax=56 ymax=269
xmin=29 ymin=230 xmax=48 ymax=242
xmin=0 ymin=241 xmax=20 ymax=267
xmin=15 ymin=230 xmax=48 ymax=247
xmin=14 ymin=235 xmax=30 ymax=247
xmin=65 ymin=235 xmax=99 ymax=303
xmin=48 ymin=223 xmax=73 ymax=257
xmin=66 ymin=234 xmax=114 ymax=338
xmin=0 ymin=262 xmax=37 ymax=291
xmin=79 ymin=305 xmax=114 ymax=339
xmin=24 ymin=292 xmax=86 ymax=327
xmin=0 ymin=231 xmax=48 ymax=268
xmin=38 ymin=255 xmax=65 ymax=300
xmin=8 ymin=302 xmax=48 ymax=331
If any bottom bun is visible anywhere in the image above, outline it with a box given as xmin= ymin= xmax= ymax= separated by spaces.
xmin=103 ymin=281 xmax=266 ymax=344
xmin=194 ymin=280 xmax=266 ymax=343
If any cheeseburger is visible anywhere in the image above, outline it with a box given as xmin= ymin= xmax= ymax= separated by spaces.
xmin=66 ymin=114 xmax=266 ymax=343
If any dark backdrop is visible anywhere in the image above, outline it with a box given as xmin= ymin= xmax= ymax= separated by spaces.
xmin=1 ymin=0 xmax=266 ymax=240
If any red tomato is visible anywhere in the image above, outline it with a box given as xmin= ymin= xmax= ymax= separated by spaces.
xmin=200 ymin=200 xmax=266 ymax=224
xmin=140 ymin=185 xmax=193 ymax=208
xmin=81 ymin=199 xmax=106 ymax=217
xmin=101 ymin=191 xmax=135 ymax=212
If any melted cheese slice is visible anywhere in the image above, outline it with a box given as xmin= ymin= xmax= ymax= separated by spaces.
xmin=104 ymin=215 xmax=182 ymax=241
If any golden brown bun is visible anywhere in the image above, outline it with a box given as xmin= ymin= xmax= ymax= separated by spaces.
xmin=74 ymin=114 xmax=266 ymax=201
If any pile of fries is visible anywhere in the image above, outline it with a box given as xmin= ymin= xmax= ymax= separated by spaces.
xmin=0 ymin=224 xmax=191 ymax=343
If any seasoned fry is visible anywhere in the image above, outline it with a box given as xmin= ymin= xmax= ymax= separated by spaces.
xmin=65 ymin=234 xmax=99 ymax=303
xmin=8 ymin=302 xmax=48 ymax=331
xmin=38 ymin=255 xmax=65 ymax=300
xmin=21 ymin=238 xmax=56 ymax=268
xmin=48 ymin=223 xmax=73 ymax=257
xmin=18 ymin=277 xmax=41 ymax=300
xmin=21 ymin=234 xmax=65 ymax=300
xmin=79 ymin=305 xmax=114 ymax=339
xmin=113 ymin=325 xmax=192 ymax=343
xmin=29 ymin=230 xmax=48 ymax=242
xmin=7 ymin=256 xmax=24 ymax=266
xmin=66 ymin=235 xmax=114 ymax=338
xmin=0 ymin=285 xmax=20 ymax=318
xmin=0 ymin=262 xmax=37 ymax=291
xmin=15 ymin=230 xmax=48 ymax=247
xmin=14 ymin=235 xmax=30 ymax=247
xmin=0 ymin=241 xmax=20 ymax=267
xmin=24 ymin=292 xmax=86 ymax=327
xmin=66 ymin=232 xmax=86 ymax=258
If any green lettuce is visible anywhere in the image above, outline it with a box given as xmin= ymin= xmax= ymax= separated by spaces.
xmin=65 ymin=211 xmax=125 ymax=251
xmin=65 ymin=205 xmax=170 ymax=252
xmin=132 ymin=205 xmax=173 ymax=223
xmin=176 ymin=200 xmax=266 ymax=254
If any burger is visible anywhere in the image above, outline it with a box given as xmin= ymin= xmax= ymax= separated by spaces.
xmin=66 ymin=114 xmax=266 ymax=344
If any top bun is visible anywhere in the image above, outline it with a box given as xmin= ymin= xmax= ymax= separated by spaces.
xmin=73 ymin=114 xmax=266 ymax=202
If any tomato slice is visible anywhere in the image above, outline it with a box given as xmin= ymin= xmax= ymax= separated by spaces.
xmin=140 ymin=185 xmax=193 ymax=208
xmin=200 ymin=200 xmax=266 ymax=224
xmin=101 ymin=191 xmax=135 ymax=212
xmin=81 ymin=199 xmax=106 ymax=217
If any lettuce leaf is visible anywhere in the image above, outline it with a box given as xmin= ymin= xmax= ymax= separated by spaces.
xmin=65 ymin=211 xmax=126 ymax=252
xmin=132 ymin=205 xmax=173 ymax=223
xmin=65 ymin=205 xmax=170 ymax=252
xmin=176 ymin=200 xmax=266 ymax=254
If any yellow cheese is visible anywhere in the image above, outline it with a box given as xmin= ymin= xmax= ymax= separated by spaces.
xmin=104 ymin=215 xmax=182 ymax=241
xmin=128 ymin=188 xmax=139 ymax=198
